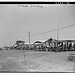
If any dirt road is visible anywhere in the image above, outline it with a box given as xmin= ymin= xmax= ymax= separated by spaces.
xmin=0 ymin=50 xmax=75 ymax=72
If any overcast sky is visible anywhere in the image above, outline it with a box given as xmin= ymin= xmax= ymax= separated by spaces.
xmin=0 ymin=4 xmax=75 ymax=47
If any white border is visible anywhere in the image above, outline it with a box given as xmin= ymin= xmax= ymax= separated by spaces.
xmin=0 ymin=0 xmax=74 ymax=2
xmin=0 ymin=1 xmax=75 ymax=75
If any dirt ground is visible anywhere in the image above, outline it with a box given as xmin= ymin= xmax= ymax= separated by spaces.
xmin=0 ymin=50 xmax=75 ymax=72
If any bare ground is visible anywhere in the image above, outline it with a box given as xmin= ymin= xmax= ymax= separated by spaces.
xmin=0 ymin=50 xmax=75 ymax=72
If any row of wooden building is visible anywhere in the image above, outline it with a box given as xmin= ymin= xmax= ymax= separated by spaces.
xmin=32 ymin=38 xmax=75 ymax=52
xmin=2 ymin=38 xmax=75 ymax=52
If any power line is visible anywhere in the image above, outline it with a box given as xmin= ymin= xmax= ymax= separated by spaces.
xmin=31 ymin=24 xmax=75 ymax=36
xmin=31 ymin=28 xmax=57 ymax=36
xmin=25 ymin=36 xmax=28 ymax=39
xmin=58 ymin=24 xmax=75 ymax=30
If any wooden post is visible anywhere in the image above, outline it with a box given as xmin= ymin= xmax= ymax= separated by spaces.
xmin=66 ymin=41 xmax=68 ymax=51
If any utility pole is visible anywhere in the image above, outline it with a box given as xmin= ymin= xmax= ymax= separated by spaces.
xmin=28 ymin=31 xmax=30 ymax=50
xmin=56 ymin=20 xmax=60 ymax=52
xmin=56 ymin=27 xmax=59 ymax=52
xmin=57 ymin=27 xmax=59 ymax=41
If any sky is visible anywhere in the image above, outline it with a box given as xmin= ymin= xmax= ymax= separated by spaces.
xmin=0 ymin=4 xmax=75 ymax=47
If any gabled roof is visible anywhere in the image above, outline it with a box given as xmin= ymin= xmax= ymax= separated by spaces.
xmin=45 ymin=38 xmax=57 ymax=42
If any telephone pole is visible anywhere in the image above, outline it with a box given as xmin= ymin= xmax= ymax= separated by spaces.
xmin=57 ymin=20 xmax=61 ymax=41
xmin=57 ymin=27 xmax=59 ymax=41
xmin=56 ymin=20 xmax=61 ymax=52
xmin=28 ymin=31 xmax=30 ymax=50
xmin=56 ymin=27 xmax=59 ymax=52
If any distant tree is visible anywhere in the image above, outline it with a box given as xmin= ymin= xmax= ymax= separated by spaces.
xmin=15 ymin=40 xmax=25 ymax=46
